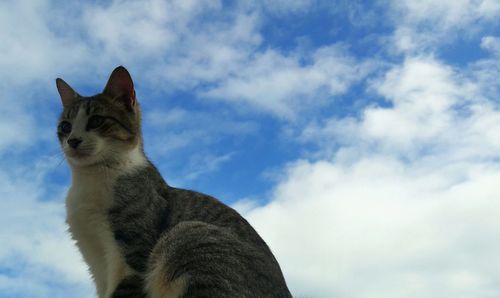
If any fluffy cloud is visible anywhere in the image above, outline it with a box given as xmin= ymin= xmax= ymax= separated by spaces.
xmin=238 ymin=56 xmax=500 ymax=297
xmin=301 ymin=57 xmax=500 ymax=160
xmin=245 ymin=158 xmax=500 ymax=297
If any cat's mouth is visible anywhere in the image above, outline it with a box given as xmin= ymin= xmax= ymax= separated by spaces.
xmin=65 ymin=148 xmax=93 ymax=159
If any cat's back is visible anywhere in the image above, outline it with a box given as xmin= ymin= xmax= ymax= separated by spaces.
xmin=165 ymin=188 xmax=292 ymax=297
xmin=168 ymin=187 xmax=274 ymax=253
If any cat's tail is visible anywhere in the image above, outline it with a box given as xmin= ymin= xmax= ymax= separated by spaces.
xmin=145 ymin=221 xmax=292 ymax=298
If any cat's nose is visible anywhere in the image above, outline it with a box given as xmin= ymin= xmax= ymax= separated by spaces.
xmin=67 ymin=138 xmax=82 ymax=149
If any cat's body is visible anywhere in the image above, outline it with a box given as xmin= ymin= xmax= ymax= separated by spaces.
xmin=57 ymin=66 xmax=291 ymax=298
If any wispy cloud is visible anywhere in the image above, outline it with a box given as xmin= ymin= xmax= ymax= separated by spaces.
xmin=0 ymin=103 xmax=37 ymax=154
xmin=144 ymin=107 xmax=259 ymax=155
xmin=481 ymin=35 xmax=500 ymax=56
xmin=202 ymin=45 xmax=373 ymax=118
xmin=184 ymin=152 xmax=235 ymax=181
xmin=389 ymin=0 xmax=500 ymax=53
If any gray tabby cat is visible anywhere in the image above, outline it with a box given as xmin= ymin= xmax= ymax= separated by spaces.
xmin=56 ymin=66 xmax=292 ymax=298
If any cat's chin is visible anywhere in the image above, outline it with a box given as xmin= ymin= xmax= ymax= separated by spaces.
xmin=66 ymin=152 xmax=102 ymax=168
xmin=67 ymin=156 xmax=97 ymax=167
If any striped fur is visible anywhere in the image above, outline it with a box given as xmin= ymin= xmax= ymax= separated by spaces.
xmin=57 ymin=66 xmax=291 ymax=298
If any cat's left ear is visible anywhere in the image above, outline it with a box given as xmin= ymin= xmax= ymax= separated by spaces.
xmin=103 ymin=66 xmax=136 ymax=111
xmin=56 ymin=78 xmax=80 ymax=109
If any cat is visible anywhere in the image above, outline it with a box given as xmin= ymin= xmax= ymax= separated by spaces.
xmin=56 ymin=66 xmax=292 ymax=298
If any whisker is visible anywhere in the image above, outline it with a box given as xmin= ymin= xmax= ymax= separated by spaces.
xmin=56 ymin=156 xmax=67 ymax=168
xmin=44 ymin=150 xmax=68 ymax=169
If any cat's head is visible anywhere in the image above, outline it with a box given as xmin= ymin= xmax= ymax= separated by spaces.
xmin=56 ymin=66 xmax=142 ymax=168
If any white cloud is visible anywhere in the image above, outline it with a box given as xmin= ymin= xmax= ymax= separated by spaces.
xmin=203 ymin=45 xmax=372 ymax=118
xmin=389 ymin=0 xmax=500 ymax=53
xmin=481 ymin=36 xmax=500 ymax=56
xmin=0 ymin=0 xmax=255 ymax=89
xmin=0 ymin=159 xmax=93 ymax=298
xmin=232 ymin=197 xmax=261 ymax=215
xmin=394 ymin=0 xmax=499 ymax=27
xmin=144 ymin=108 xmax=259 ymax=156
xmin=184 ymin=152 xmax=235 ymax=181
xmin=147 ymin=12 xmax=263 ymax=87
xmin=2 ymin=1 xmax=499 ymax=297
xmin=301 ymin=57 xmax=500 ymax=160
xmin=78 ymin=0 xmax=265 ymax=94
xmin=0 ymin=1 xmax=96 ymax=87
xmin=82 ymin=0 xmax=225 ymax=60
xmin=0 ymin=0 xmax=369 ymax=120
xmin=239 ymin=56 xmax=500 ymax=297
xmin=0 ymin=3 xmax=94 ymax=291
xmin=65 ymin=0 xmax=370 ymax=119
xmin=0 ymin=103 xmax=38 ymax=154
xmin=247 ymin=158 xmax=500 ymax=298
xmin=362 ymin=58 xmax=463 ymax=152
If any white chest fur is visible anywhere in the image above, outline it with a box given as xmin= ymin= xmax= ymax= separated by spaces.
xmin=66 ymin=149 xmax=147 ymax=298
xmin=66 ymin=147 xmax=147 ymax=298
xmin=66 ymin=169 xmax=131 ymax=298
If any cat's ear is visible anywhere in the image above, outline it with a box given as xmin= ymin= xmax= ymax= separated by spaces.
xmin=56 ymin=78 xmax=80 ymax=108
xmin=103 ymin=66 xmax=136 ymax=111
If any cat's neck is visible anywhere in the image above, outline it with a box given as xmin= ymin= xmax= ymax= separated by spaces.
xmin=69 ymin=146 xmax=148 ymax=179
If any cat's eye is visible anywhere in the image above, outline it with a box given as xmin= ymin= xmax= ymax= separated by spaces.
xmin=59 ymin=121 xmax=72 ymax=134
xmin=87 ymin=115 xmax=105 ymax=130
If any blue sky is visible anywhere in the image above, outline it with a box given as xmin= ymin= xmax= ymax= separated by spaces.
xmin=1 ymin=0 xmax=500 ymax=297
